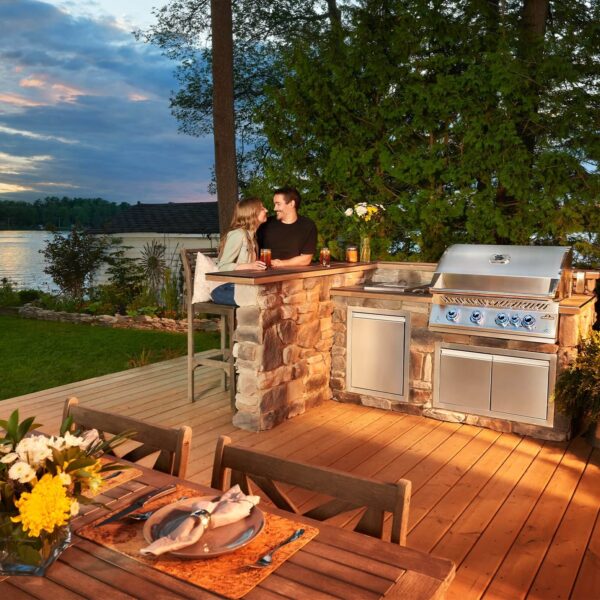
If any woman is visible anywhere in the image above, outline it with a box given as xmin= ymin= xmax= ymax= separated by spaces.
xmin=211 ymin=197 xmax=268 ymax=306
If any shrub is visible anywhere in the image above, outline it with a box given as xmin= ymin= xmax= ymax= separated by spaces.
xmin=554 ymin=331 xmax=600 ymax=423
xmin=33 ymin=292 xmax=79 ymax=313
xmin=0 ymin=278 xmax=19 ymax=307
xmin=17 ymin=289 xmax=41 ymax=304
xmin=40 ymin=226 xmax=111 ymax=304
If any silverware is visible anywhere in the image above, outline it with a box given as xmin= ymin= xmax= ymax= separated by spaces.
xmin=95 ymin=484 xmax=177 ymax=527
xmin=247 ymin=528 xmax=305 ymax=569
xmin=102 ymin=470 xmax=123 ymax=482
xmin=128 ymin=496 xmax=190 ymax=521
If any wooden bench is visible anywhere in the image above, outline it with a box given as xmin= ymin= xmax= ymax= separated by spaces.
xmin=180 ymin=248 xmax=236 ymax=409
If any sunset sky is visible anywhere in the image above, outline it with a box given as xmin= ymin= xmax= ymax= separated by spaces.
xmin=0 ymin=0 xmax=214 ymax=204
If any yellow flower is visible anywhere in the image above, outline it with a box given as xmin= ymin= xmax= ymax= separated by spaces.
xmin=11 ymin=473 xmax=72 ymax=537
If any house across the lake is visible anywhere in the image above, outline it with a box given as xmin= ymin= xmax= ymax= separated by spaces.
xmin=90 ymin=201 xmax=220 ymax=264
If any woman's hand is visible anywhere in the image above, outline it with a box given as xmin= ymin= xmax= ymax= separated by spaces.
xmin=235 ymin=260 xmax=267 ymax=271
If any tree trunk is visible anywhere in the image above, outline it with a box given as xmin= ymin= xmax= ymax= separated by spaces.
xmin=211 ymin=0 xmax=238 ymax=235
xmin=494 ymin=0 xmax=549 ymax=240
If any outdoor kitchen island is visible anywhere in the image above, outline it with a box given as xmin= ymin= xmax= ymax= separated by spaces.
xmin=331 ymin=251 xmax=598 ymax=442
xmin=206 ymin=254 xmax=597 ymax=441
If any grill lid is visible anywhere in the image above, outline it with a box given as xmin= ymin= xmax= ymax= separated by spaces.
xmin=430 ymin=244 xmax=572 ymax=299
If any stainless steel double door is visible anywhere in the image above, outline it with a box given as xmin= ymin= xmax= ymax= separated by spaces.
xmin=437 ymin=346 xmax=552 ymax=422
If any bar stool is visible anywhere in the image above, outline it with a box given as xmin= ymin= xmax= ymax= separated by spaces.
xmin=180 ymin=247 xmax=236 ymax=409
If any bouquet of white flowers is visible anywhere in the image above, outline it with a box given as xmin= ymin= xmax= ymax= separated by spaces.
xmin=343 ymin=202 xmax=386 ymax=261
xmin=0 ymin=409 xmax=129 ymax=575
xmin=343 ymin=202 xmax=386 ymax=238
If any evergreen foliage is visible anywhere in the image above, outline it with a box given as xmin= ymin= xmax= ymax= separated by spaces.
xmin=143 ymin=1 xmax=599 ymax=264
xmin=0 ymin=197 xmax=127 ymax=230
xmin=257 ymin=0 xmax=599 ymax=262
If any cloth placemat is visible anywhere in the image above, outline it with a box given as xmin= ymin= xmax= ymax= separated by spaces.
xmin=77 ymin=485 xmax=319 ymax=599
xmin=83 ymin=467 xmax=143 ymax=498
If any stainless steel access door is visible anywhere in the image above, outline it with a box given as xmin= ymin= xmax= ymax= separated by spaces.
xmin=347 ymin=308 xmax=410 ymax=401
xmin=438 ymin=348 xmax=492 ymax=412
xmin=490 ymin=355 xmax=550 ymax=420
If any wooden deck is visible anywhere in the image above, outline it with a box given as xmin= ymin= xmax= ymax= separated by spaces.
xmin=2 ymin=356 xmax=598 ymax=599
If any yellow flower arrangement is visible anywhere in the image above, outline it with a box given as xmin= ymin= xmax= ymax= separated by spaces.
xmin=1 ymin=409 xmax=130 ymax=573
xmin=12 ymin=474 xmax=72 ymax=537
xmin=343 ymin=202 xmax=386 ymax=237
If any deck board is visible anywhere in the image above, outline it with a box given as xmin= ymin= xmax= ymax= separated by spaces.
xmin=2 ymin=355 xmax=597 ymax=599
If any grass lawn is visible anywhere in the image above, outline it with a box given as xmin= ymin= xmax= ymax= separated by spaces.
xmin=0 ymin=315 xmax=219 ymax=401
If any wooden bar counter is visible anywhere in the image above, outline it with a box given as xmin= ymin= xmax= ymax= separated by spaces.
xmin=205 ymin=262 xmax=376 ymax=430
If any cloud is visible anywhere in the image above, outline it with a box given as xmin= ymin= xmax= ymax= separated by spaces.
xmin=0 ymin=152 xmax=53 ymax=174
xmin=0 ymin=93 xmax=46 ymax=108
xmin=0 ymin=0 xmax=215 ymax=204
xmin=0 ymin=183 xmax=36 ymax=194
xmin=0 ymin=125 xmax=79 ymax=144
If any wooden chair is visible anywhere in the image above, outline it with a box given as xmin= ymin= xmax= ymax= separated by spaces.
xmin=211 ymin=435 xmax=412 ymax=545
xmin=63 ymin=397 xmax=192 ymax=478
xmin=180 ymin=247 xmax=236 ymax=408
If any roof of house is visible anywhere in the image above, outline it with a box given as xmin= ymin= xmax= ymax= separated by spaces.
xmin=90 ymin=202 xmax=219 ymax=235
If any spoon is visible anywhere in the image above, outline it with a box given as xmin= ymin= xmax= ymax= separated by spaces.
xmin=247 ymin=528 xmax=305 ymax=569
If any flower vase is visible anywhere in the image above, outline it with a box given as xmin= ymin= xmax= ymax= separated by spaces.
xmin=360 ymin=236 xmax=371 ymax=262
xmin=0 ymin=524 xmax=71 ymax=576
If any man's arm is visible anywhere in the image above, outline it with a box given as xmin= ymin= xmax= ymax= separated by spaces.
xmin=272 ymin=254 xmax=313 ymax=268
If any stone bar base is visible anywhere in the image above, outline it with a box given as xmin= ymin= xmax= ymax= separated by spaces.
xmin=232 ymin=270 xmax=366 ymax=431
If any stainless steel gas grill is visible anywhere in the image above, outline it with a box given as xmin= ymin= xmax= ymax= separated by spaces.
xmin=428 ymin=244 xmax=572 ymax=343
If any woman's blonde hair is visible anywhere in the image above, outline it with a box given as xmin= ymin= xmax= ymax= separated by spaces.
xmin=218 ymin=197 xmax=264 ymax=260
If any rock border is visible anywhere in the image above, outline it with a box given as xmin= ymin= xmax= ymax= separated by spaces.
xmin=18 ymin=305 xmax=219 ymax=333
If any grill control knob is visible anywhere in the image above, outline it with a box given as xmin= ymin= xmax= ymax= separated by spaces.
xmin=446 ymin=309 xmax=459 ymax=322
xmin=495 ymin=313 xmax=509 ymax=327
xmin=521 ymin=314 xmax=536 ymax=329
xmin=470 ymin=310 xmax=483 ymax=324
xmin=509 ymin=314 xmax=521 ymax=326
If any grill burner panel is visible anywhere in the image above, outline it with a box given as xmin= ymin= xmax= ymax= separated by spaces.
xmin=429 ymin=300 xmax=559 ymax=342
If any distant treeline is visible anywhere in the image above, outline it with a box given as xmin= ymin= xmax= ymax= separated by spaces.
xmin=0 ymin=197 xmax=128 ymax=230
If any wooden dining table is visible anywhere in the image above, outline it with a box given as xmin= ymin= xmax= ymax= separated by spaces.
xmin=0 ymin=465 xmax=455 ymax=599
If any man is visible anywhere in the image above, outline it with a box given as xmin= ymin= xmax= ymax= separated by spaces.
xmin=257 ymin=187 xmax=317 ymax=268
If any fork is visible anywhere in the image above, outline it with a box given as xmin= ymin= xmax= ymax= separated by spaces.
xmin=246 ymin=528 xmax=305 ymax=569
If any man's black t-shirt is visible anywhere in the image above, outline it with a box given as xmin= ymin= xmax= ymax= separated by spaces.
xmin=257 ymin=216 xmax=317 ymax=260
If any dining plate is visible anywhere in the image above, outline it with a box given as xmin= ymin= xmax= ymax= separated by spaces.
xmin=142 ymin=496 xmax=264 ymax=559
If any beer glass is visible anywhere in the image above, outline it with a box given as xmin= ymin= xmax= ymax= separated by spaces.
xmin=260 ymin=248 xmax=272 ymax=268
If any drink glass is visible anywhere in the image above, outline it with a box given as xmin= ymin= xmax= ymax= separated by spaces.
xmin=346 ymin=246 xmax=358 ymax=263
xmin=320 ymin=247 xmax=331 ymax=267
xmin=260 ymin=248 xmax=272 ymax=268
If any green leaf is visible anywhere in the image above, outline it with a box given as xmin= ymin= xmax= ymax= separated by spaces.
xmin=59 ymin=416 xmax=73 ymax=437
xmin=17 ymin=543 xmax=43 ymax=566
xmin=6 ymin=410 xmax=19 ymax=440
xmin=17 ymin=417 xmax=41 ymax=441
xmin=64 ymin=457 xmax=96 ymax=472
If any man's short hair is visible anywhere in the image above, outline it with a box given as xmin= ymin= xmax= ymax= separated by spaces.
xmin=274 ymin=186 xmax=301 ymax=210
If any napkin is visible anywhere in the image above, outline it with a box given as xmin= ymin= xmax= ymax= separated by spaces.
xmin=140 ymin=485 xmax=260 ymax=556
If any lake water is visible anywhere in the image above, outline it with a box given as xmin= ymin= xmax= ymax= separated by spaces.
xmin=0 ymin=230 xmax=215 ymax=292
xmin=0 ymin=230 xmax=56 ymax=290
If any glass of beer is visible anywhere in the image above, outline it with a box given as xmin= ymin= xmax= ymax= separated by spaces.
xmin=320 ymin=247 xmax=331 ymax=267
xmin=260 ymin=248 xmax=272 ymax=268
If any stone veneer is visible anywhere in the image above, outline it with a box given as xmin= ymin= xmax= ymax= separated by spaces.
xmin=331 ymin=265 xmax=598 ymax=441
xmin=231 ymin=269 xmax=366 ymax=431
